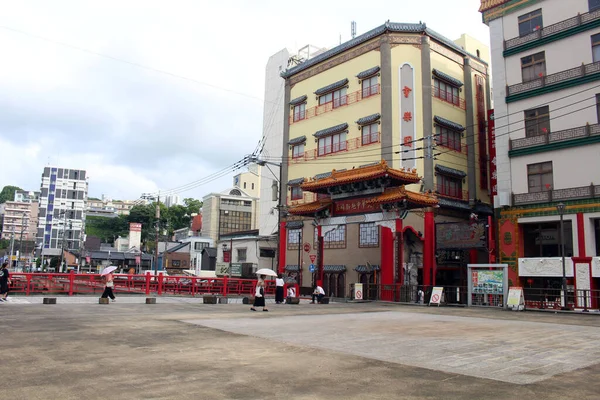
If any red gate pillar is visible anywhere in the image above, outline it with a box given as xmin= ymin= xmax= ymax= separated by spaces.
xmin=423 ymin=210 xmax=435 ymax=286
xmin=278 ymin=221 xmax=287 ymax=274
xmin=396 ymin=219 xmax=404 ymax=285
xmin=381 ymin=225 xmax=394 ymax=301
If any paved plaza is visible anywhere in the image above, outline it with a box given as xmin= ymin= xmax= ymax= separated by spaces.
xmin=2 ymin=297 xmax=600 ymax=399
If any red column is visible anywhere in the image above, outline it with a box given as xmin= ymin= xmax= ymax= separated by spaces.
xmin=68 ymin=270 xmax=75 ymax=296
xmin=381 ymin=226 xmax=394 ymax=301
xmin=423 ymin=210 xmax=435 ymax=286
xmin=317 ymin=225 xmax=324 ymax=286
xmin=278 ymin=221 xmax=287 ymax=274
xmin=396 ymin=219 xmax=404 ymax=285
xmin=577 ymin=213 xmax=586 ymax=257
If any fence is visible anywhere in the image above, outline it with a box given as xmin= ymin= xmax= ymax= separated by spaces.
xmin=348 ymin=283 xmax=469 ymax=305
xmin=521 ymin=288 xmax=600 ymax=311
xmin=7 ymin=272 xmax=277 ymax=297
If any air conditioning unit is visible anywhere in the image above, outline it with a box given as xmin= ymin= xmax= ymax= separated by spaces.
xmin=494 ymin=191 xmax=511 ymax=208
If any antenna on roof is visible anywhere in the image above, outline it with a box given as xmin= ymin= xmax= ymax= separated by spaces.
xmin=351 ymin=21 xmax=356 ymax=39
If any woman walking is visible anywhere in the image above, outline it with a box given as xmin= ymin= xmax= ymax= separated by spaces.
xmin=0 ymin=262 xmax=11 ymax=302
xmin=251 ymin=275 xmax=268 ymax=312
xmin=275 ymin=273 xmax=285 ymax=304
xmin=101 ymin=270 xmax=116 ymax=302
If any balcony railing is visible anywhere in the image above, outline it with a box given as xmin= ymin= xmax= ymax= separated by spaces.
xmin=287 ymin=135 xmax=381 ymax=165
xmin=435 ymin=185 xmax=469 ymax=201
xmin=289 ymin=84 xmax=380 ymax=125
xmin=513 ymin=184 xmax=600 ymax=205
xmin=504 ymin=8 xmax=600 ymax=51
xmin=507 ymin=61 xmax=600 ymax=97
xmin=432 ymin=87 xmax=466 ymax=110
xmin=510 ymin=122 xmax=600 ymax=150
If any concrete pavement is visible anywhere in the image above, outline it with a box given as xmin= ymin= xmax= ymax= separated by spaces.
xmin=1 ymin=297 xmax=600 ymax=399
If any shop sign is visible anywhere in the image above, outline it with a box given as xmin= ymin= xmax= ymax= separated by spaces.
xmin=436 ymin=222 xmax=487 ymax=249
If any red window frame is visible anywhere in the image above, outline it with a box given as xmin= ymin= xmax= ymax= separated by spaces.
xmin=319 ymin=88 xmax=347 ymax=108
xmin=436 ymin=175 xmax=463 ymax=199
xmin=433 ymin=79 xmax=460 ymax=106
xmin=436 ymin=126 xmax=462 ymax=152
xmin=361 ymin=123 xmax=379 ymax=145
xmin=318 ymin=132 xmax=347 ymax=156
xmin=362 ymin=77 xmax=379 ymax=98
xmin=293 ymin=104 xmax=306 ymax=122
xmin=292 ymin=144 xmax=304 ymax=159
xmin=291 ymin=186 xmax=303 ymax=200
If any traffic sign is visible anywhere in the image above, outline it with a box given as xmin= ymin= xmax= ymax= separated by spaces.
xmin=303 ymin=243 xmax=311 ymax=253
xmin=309 ymin=264 xmax=315 ymax=273
xmin=429 ymin=287 xmax=444 ymax=307
xmin=309 ymin=254 xmax=316 ymax=263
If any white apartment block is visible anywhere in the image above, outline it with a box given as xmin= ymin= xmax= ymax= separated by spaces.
xmin=37 ymin=166 xmax=88 ymax=255
xmin=481 ymin=0 xmax=600 ymax=288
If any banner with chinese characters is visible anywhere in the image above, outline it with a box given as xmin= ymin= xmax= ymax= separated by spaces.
xmin=487 ymin=109 xmax=497 ymax=197
xmin=400 ymin=63 xmax=416 ymax=169
xmin=436 ymin=221 xmax=487 ymax=249
xmin=333 ymin=198 xmax=379 ymax=216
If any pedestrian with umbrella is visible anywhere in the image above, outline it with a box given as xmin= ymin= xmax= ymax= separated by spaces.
xmin=100 ymin=266 xmax=117 ymax=302
xmin=251 ymin=269 xmax=276 ymax=312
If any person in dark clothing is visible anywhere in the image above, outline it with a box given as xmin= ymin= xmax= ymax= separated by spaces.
xmin=275 ymin=273 xmax=285 ymax=304
xmin=0 ymin=262 xmax=10 ymax=302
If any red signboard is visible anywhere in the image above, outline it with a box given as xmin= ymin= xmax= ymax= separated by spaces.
xmin=303 ymin=243 xmax=311 ymax=253
xmin=135 ymin=256 xmax=141 ymax=265
xmin=487 ymin=109 xmax=497 ymax=198
xmin=333 ymin=198 xmax=378 ymax=216
xmin=223 ymin=251 xmax=231 ymax=263
xmin=130 ymin=222 xmax=142 ymax=232
xmin=85 ymin=256 xmax=90 ymax=263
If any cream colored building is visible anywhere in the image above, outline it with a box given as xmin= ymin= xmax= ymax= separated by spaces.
xmin=481 ymin=0 xmax=600 ymax=294
xmin=201 ymin=187 xmax=259 ymax=243
xmin=279 ymin=22 xmax=492 ymax=292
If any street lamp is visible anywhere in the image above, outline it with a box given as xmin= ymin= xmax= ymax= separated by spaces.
xmin=556 ymin=202 xmax=569 ymax=310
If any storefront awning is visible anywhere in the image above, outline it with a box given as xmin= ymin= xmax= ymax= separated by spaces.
xmin=356 ymin=264 xmax=380 ymax=273
xmin=324 ymin=265 xmax=346 ymax=272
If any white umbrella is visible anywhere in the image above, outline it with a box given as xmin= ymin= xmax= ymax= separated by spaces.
xmin=101 ymin=266 xmax=117 ymax=276
xmin=255 ymin=268 xmax=277 ymax=277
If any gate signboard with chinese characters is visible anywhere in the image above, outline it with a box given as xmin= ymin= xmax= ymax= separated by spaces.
xmin=400 ymin=63 xmax=416 ymax=170
xmin=333 ymin=198 xmax=379 ymax=216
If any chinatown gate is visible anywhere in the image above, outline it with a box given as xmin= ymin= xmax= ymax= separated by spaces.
xmin=278 ymin=161 xmax=438 ymax=299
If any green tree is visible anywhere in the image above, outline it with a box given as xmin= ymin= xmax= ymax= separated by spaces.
xmin=183 ymin=198 xmax=203 ymax=215
xmin=0 ymin=185 xmax=23 ymax=203
xmin=86 ymin=215 xmax=129 ymax=243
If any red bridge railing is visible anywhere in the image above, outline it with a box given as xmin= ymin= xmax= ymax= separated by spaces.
xmin=7 ymin=272 xmax=280 ymax=297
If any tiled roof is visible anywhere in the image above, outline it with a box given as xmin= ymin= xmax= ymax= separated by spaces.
xmin=473 ymin=202 xmax=494 ymax=215
xmin=479 ymin=0 xmax=510 ymax=12
xmin=356 ymin=66 xmax=380 ymax=79
xmin=287 ymin=177 xmax=305 ymax=186
xmin=285 ymin=265 xmax=300 ymax=272
xmin=289 ymin=95 xmax=308 ymax=106
xmin=432 ymin=69 xmax=463 ymax=87
xmin=314 ymin=78 xmax=349 ymax=96
xmin=281 ymin=22 xmax=487 ymax=79
xmin=286 ymin=221 xmax=304 ymax=229
xmin=435 ymin=164 xmax=467 ymax=178
xmin=301 ymin=160 xmax=421 ymax=192
xmin=287 ymin=199 xmax=332 ymax=216
xmin=437 ymin=197 xmax=471 ymax=210
xmin=434 ymin=116 xmax=465 ymax=132
xmin=314 ymin=171 xmax=332 ymax=180
xmin=288 ymin=135 xmax=307 ymax=146
xmin=366 ymin=186 xmax=439 ymax=208
xmin=165 ymin=242 xmax=190 ymax=253
xmin=356 ymin=264 xmax=380 ymax=272
xmin=201 ymin=247 xmax=217 ymax=257
xmin=314 ymin=123 xmax=349 ymax=138
xmin=356 ymin=113 xmax=381 ymax=126
xmin=324 ymin=265 xmax=346 ymax=272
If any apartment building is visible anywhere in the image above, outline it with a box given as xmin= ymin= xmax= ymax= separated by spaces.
xmin=279 ymin=21 xmax=492 ymax=293
xmin=481 ymin=0 xmax=600 ymax=292
xmin=201 ymin=187 xmax=259 ymax=244
xmin=37 ymin=166 xmax=88 ymax=256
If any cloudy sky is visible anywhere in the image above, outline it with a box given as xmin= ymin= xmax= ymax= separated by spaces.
xmin=0 ymin=0 xmax=489 ymax=201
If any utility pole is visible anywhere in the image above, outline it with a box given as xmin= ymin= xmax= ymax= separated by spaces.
xmin=154 ymin=193 xmax=160 ymax=275
xmin=8 ymin=227 xmax=15 ymax=269
xmin=18 ymin=212 xmax=27 ymax=271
